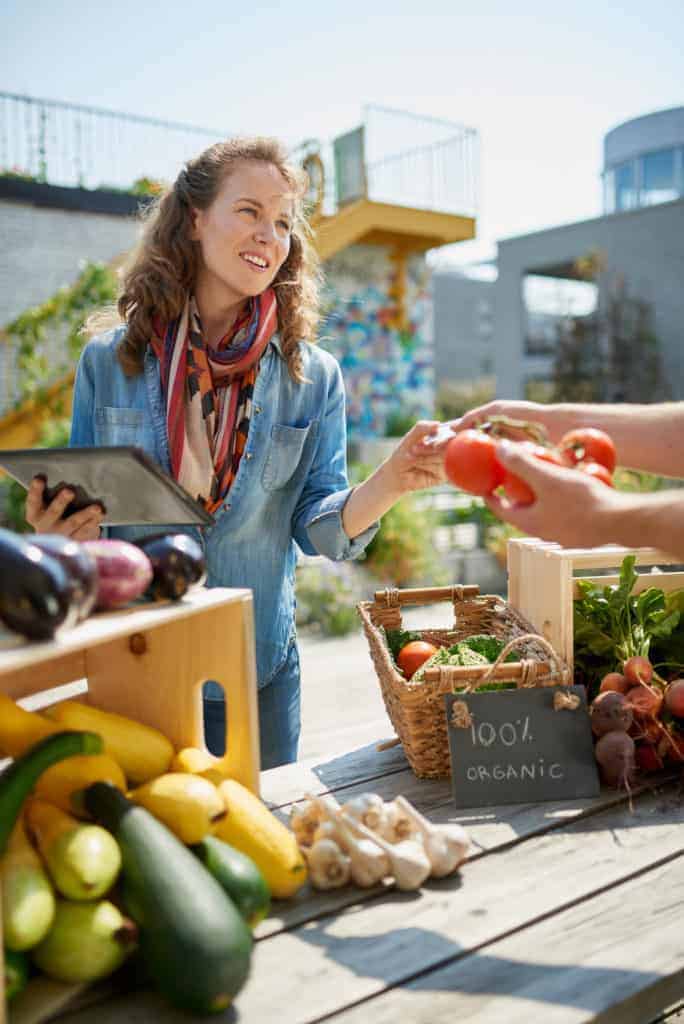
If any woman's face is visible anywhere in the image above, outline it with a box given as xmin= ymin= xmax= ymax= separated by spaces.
xmin=191 ymin=160 xmax=294 ymax=304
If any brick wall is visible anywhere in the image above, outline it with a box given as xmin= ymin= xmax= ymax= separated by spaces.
xmin=0 ymin=199 xmax=140 ymax=326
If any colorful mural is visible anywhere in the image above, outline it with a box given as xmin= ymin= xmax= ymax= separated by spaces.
xmin=319 ymin=244 xmax=434 ymax=439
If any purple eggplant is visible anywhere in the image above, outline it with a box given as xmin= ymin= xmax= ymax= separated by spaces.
xmin=134 ymin=533 xmax=207 ymax=601
xmin=0 ymin=528 xmax=79 ymax=640
xmin=30 ymin=535 xmax=99 ymax=622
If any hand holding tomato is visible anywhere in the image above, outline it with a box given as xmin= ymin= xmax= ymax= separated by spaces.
xmin=484 ymin=440 xmax=626 ymax=548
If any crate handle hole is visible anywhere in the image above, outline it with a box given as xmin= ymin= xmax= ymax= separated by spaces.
xmin=201 ymin=680 xmax=229 ymax=757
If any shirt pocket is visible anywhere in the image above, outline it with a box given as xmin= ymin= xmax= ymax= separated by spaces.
xmin=261 ymin=422 xmax=312 ymax=491
xmin=94 ymin=407 xmax=146 ymax=446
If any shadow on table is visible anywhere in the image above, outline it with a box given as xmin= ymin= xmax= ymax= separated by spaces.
xmin=291 ymin=911 xmax=663 ymax=1011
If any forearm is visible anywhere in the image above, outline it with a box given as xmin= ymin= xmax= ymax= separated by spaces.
xmin=543 ymin=402 xmax=684 ymax=478
xmin=342 ymin=461 xmax=403 ymax=538
xmin=601 ymin=490 xmax=684 ymax=559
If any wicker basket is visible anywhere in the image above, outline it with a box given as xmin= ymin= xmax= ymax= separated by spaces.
xmin=357 ymin=584 xmax=571 ymax=779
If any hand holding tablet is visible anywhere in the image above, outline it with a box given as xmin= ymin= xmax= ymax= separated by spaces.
xmin=0 ymin=447 xmax=214 ymax=529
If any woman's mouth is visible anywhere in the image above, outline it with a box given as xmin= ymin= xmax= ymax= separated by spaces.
xmin=240 ymin=252 xmax=270 ymax=272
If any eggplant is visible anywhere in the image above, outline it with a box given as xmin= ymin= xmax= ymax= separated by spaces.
xmin=82 ymin=540 xmax=153 ymax=609
xmin=135 ymin=533 xmax=207 ymax=601
xmin=0 ymin=528 xmax=79 ymax=640
xmin=29 ymin=535 xmax=99 ymax=622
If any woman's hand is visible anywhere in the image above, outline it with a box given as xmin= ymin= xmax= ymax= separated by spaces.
xmin=25 ymin=477 xmax=104 ymax=541
xmin=485 ymin=440 xmax=623 ymax=548
xmin=387 ymin=420 xmax=451 ymax=494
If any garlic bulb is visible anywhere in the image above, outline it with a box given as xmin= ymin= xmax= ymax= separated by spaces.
xmin=290 ymin=799 xmax=323 ymax=848
xmin=379 ymin=799 xmax=417 ymax=843
xmin=341 ymin=793 xmax=387 ymax=833
xmin=311 ymin=819 xmax=347 ymax=848
xmin=305 ymin=838 xmax=351 ymax=890
xmin=394 ymin=795 xmax=470 ymax=877
xmin=306 ymin=792 xmax=389 ymax=888
xmin=341 ymin=813 xmax=431 ymax=891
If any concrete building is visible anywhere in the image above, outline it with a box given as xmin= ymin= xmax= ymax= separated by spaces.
xmin=494 ymin=106 xmax=684 ymax=400
xmin=432 ymin=269 xmax=495 ymax=384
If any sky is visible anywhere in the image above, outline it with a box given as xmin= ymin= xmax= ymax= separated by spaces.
xmin=2 ymin=0 xmax=683 ymax=267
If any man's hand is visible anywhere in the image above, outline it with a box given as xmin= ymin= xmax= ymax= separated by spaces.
xmin=485 ymin=440 xmax=624 ymax=548
xmin=25 ymin=477 xmax=104 ymax=540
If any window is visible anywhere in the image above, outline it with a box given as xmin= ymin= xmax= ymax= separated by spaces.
xmin=641 ymin=147 xmax=678 ymax=206
xmin=615 ymin=160 xmax=637 ymax=211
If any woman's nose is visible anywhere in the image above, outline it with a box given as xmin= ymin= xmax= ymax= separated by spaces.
xmin=254 ymin=219 xmax=277 ymax=243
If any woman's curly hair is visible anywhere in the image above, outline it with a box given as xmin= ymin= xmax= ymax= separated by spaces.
xmin=86 ymin=137 xmax=321 ymax=382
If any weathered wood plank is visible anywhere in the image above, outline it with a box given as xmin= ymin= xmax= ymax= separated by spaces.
xmin=259 ymin=771 xmax=676 ymax=939
xmin=56 ymin=781 xmax=684 ymax=1023
xmin=326 ymin=853 xmax=684 ymax=1024
xmin=260 ymin=740 xmax=410 ymax=808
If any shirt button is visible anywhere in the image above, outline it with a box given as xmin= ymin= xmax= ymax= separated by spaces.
xmin=225 ymin=503 xmax=231 ymax=510
xmin=245 ymin=453 xmax=253 ymax=460
xmin=254 ymin=406 xmax=262 ymax=414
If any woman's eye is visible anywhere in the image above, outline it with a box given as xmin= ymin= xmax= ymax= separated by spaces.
xmin=239 ymin=207 xmax=257 ymax=216
xmin=277 ymin=220 xmax=291 ymax=232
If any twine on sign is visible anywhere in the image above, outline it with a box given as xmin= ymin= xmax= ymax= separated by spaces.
xmin=554 ymin=690 xmax=581 ymax=711
xmin=449 ymin=699 xmax=473 ymax=730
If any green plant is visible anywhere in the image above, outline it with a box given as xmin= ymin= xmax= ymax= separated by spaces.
xmin=4 ymin=261 xmax=117 ymax=411
xmin=435 ymin=377 xmax=495 ymax=421
xmin=295 ymin=562 xmax=361 ymax=637
xmin=0 ymin=417 xmax=71 ymax=532
xmin=384 ymin=407 xmax=420 ymax=438
xmin=364 ymin=492 xmax=446 ymax=588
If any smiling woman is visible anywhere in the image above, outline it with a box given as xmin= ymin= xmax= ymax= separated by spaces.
xmin=24 ymin=136 xmax=451 ymax=769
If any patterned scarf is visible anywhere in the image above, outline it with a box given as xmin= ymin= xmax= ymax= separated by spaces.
xmin=150 ymin=289 xmax=277 ymax=513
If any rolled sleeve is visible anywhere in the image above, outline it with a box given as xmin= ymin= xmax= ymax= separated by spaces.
xmin=304 ymin=486 xmax=379 ymax=561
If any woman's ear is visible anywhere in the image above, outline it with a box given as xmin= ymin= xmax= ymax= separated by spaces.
xmin=188 ymin=206 xmax=201 ymax=241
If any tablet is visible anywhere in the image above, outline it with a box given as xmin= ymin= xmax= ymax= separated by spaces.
xmin=0 ymin=447 xmax=215 ymax=527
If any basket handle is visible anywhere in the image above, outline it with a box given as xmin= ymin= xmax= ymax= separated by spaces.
xmin=423 ymin=633 xmax=571 ymax=690
xmin=373 ymin=584 xmax=481 ymax=608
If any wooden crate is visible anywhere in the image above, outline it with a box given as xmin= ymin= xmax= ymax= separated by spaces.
xmin=507 ymin=537 xmax=684 ymax=671
xmin=1 ymin=586 xmax=261 ymax=1021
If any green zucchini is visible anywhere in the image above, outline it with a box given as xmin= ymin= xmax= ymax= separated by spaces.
xmin=192 ymin=835 xmax=271 ymax=928
xmin=0 ymin=731 xmax=103 ymax=855
xmin=83 ymin=782 xmax=252 ymax=1014
xmin=4 ymin=948 xmax=30 ymax=1001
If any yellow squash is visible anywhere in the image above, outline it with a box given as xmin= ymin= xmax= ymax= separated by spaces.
xmin=34 ymin=754 xmax=126 ymax=815
xmin=45 ymin=700 xmax=174 ymax=784
xmin=1 ymin=817 xmax=56 ymax=951
xmin=213 ymin=780 xmax=307 ymax=899
xmin=129 ymin=773 xmax=225 ymax=845
xmin=0 ymin=694 xmax=61 ymax=758
xmin=171 ymin=747 xmax=229 ymax=786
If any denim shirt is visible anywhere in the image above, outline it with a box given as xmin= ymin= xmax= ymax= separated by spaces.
xmin=70 ymin=327 xmax=378 ymax=687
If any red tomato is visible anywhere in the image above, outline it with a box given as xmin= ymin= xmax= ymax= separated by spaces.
xmin=500 ymin=443 xmax=565 ymax=507
xmin=558 ymin=428 xmax=617 ymax=473
xmin=576 ymin=460 xmax=614 ymax=487
xmin=396 ymin=641 xmax=439 ymax=679
xmin=444 ymin=431 xmax=503 ymax=496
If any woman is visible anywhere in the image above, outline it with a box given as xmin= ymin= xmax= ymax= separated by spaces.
xmin=25 ymin=137 xmax=448 ymax=768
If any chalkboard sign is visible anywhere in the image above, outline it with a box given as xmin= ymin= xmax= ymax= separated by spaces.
xmin=445 ymin=686 xmax=600 ymax=809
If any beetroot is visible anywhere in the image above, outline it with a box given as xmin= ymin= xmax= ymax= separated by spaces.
xmin=83 ymin=540 xmax=153 ymax=610
xmin=599 ymin=672 xmax=630 ymax=695
xmin=623 ymin=655 xmax=653 ymax=686
xmin=635 ymin=744 xmax=664 ymax=774
xmin=594 ymin=730 xmax=636 ymax=789
xmin=625 ymin=683 xmax=663 ymax=720
xmin=664 ymin=679 xmax=684 ymax=718
xmin=590 ymin=691 xmax=633 ymax=737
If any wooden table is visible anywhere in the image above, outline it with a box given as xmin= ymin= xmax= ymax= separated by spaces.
xmin=15 ymin=739 xmax=684 ymax=1024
